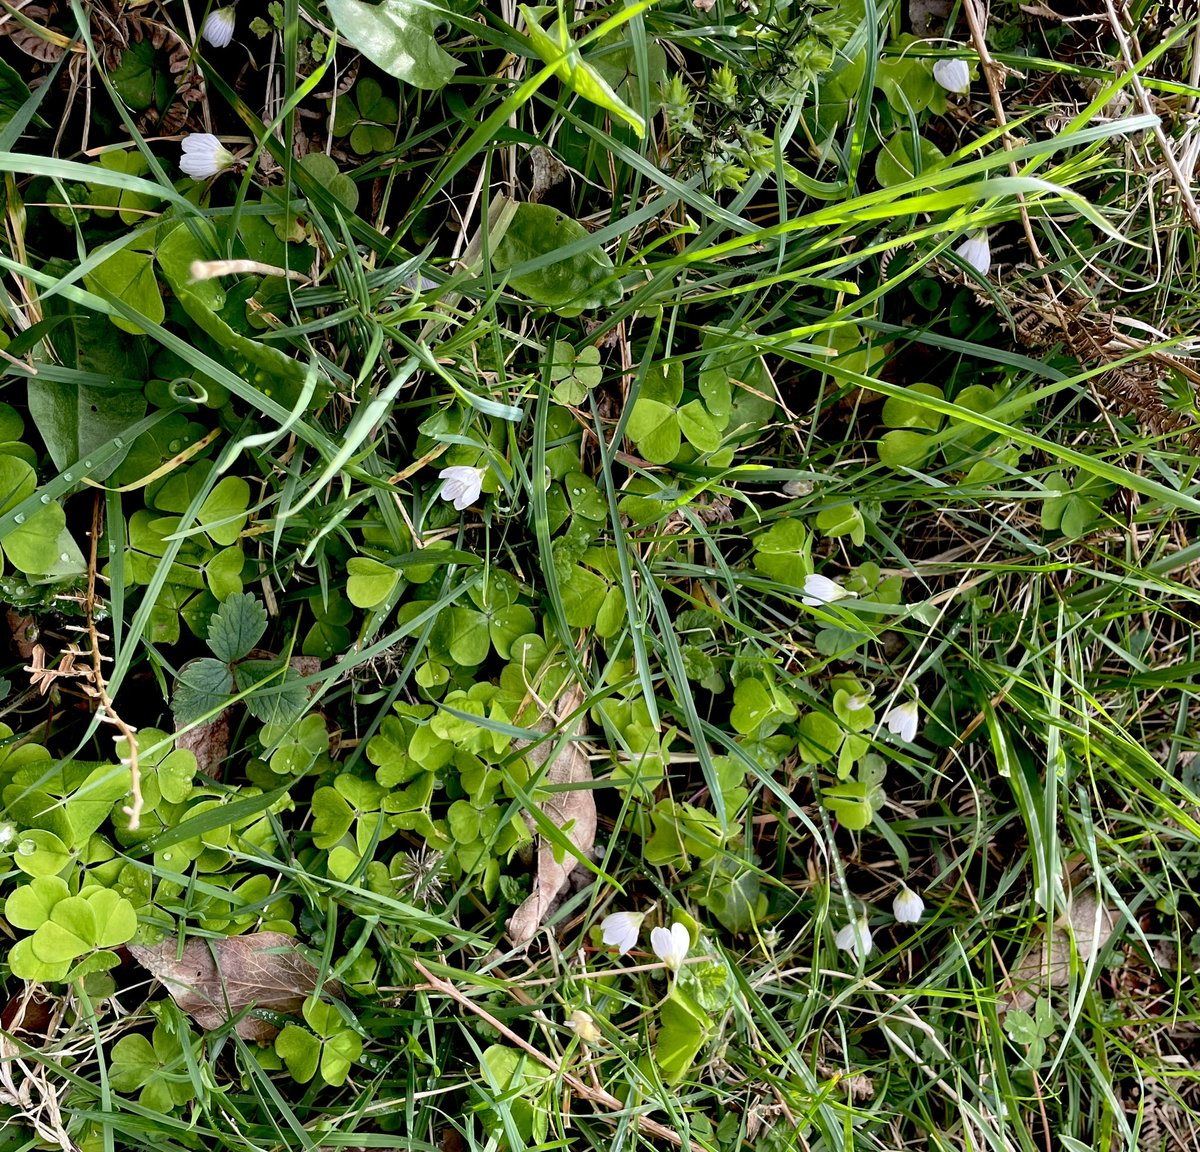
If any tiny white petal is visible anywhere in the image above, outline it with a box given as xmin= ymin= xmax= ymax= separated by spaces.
xmin=883 ymin=699 xmax=920 ymax=743
xmin=956 ymin=231 xmax=991 ymax=277
xmin=0 ymin=821 xmax=15 ymax=847
xmin=200 ymin=7 xmax=236 ymax=48
xmin=180 ymin=133 xmax=235 ymax=180
xmin=893 ymin=887 xmax=925 ymax=924
xmin=600 ymin=911 xmax=644 ymax=955
xmin=650 ymin=921 xmax=691 ymax=972
xmin=802 ymin=573 xmax=857 ymax=608
xmin=437 ymin=465 xmax=486 ymax=511
xmin=933 ymin=58 xmax=971 ymax=95
xmin=834 ymin=917 xmax=873 ymax=960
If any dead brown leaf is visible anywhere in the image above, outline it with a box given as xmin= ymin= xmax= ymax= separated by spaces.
xmin=175 ymin=708 xmax=231 ymax=778
xmin=1004 ymin=886 xmax=1118 ymax=1013
xmin=129 ymin=931 xmax=340 ymax=1042
xmin=507 ymin=685 xmax=597 ymax=946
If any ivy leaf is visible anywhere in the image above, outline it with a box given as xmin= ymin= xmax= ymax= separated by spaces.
xmin=326 ymin=0 xmax=460 ymax=90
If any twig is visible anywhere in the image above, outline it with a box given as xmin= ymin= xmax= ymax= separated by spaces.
xmin=1103 ymin=0 xmax=1200 ymax=234
xmin=86 ymin=493 xmax=143 ymax=830
xmin=412 ymin=960 xmax=684 ymax=1147
xmin=960 ymin=0 xmax=1052 ymax=279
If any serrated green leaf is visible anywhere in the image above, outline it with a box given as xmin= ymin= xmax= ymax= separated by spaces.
xmin=208 ymin=592 xmax=268 ymax=663
xmin=172 ymin=657 xmax=234 ymax=727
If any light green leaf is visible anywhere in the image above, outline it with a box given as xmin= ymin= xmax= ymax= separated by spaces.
xmin=9 ymin=937 xmax=71 ymax=982
xmin=276 ymin=1025 xmax=321 ymax=1083
xmin=625 ymin=397 xmax=680 ymax=464
xmin=32 ymin=897 xmax=96 ymax=962
xmin=5 ymin=875 xmax=70 ymax=930
xmin=84 ymin=247 xmax=164 ymax=335
xmin=12 ymin=829 xmax=70 ymax=878
xmin=347 ymin=556 xmax=401 ymax=608
xmin=654 ymin=989 xmax=709 ymax=1084
xmin=520 ymin=5 xmax=645 ymax=138
xmin=326 ymin=0 xmax=460 ymax=90
xmin=109 ymin=1034 xmax=158 ymax=1092
xmin=796 ymin=712 xmax=842 ymax=764
xmin=197 ymin=476 xmax=250 ymax=547
xmin=320 ymin=1029 xmax=362 ymax=1086
xmin=678 ymin=399 xmax=722 ymax=454
xmin=878 ymin=429 xmax=934 ymax=469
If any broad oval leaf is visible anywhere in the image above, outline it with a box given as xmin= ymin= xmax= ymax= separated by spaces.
xmin=326 ymin=0 xmax=460 ymax=90
xmin=492 ymin=202 xmax=622 ymax=314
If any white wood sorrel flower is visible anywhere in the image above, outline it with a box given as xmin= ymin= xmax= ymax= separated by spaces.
xmin=835 ymin=917 xmax=873 ymax=960
xmin=650 ymin=921 xmax=691 ymax=972
xmin=437 ymin=465 xmax=486 ymax=511
xmin=883 ymin=697 xmax=920 ymax=743
xmin=933 ymin=57 xmax=970 ymax=95
xmin=600 ymin=911 xmax=645 ymax=955
xmin=802 ymin=573 xmax=857 ymax=607
xmin=893 ymin=886 xmax=925 ymax=924
xmin=956 ymin=231 xmax=991 ymax=277
xmin=200 ymin=6 xmax=236 ymax=47
xmin=180 ymin=134 xmax=236 ymax=180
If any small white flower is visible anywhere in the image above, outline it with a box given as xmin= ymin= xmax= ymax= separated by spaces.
xmin=180 ymin=133 xmax=236 ymax=180
xmin=200 ymin=6 xmax=236 ymax=48
xmin=834 ymin=917 xmax=873 ymax=960
xmin=600 ymin=910 xmax=644 ymax=955
xmin=650 ymin=921 xmax=691 ymax=972
xmin=883 ymin=698 xmax=920 ymax=743
xmin=802 ymin=573 xmax=857 ymax=608
xmin=933 ymin=57 xmax=971 ymax=95
xmin=893 ymin=886 xmax=925 ymax=924
xmin=956 ymin=230 xmax=991 ymax=277
xmin=437 ymin=465 xmax=486 ymax=511
xmin=568 ymin=1009 xmax=602 ymax=1044
xmin=0 ymin=821 xmax=15 ymax=848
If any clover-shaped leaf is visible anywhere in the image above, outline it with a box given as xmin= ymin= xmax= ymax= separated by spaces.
xmin=12 ymin=829 xmax=71 ymax=878
xmin=5 ymin=875 xmax=70 ymax=930
xmin=549 ymin=344 xmax=603 ymax=406
xmin=347 ymin=556 xmax=400 ymax=608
